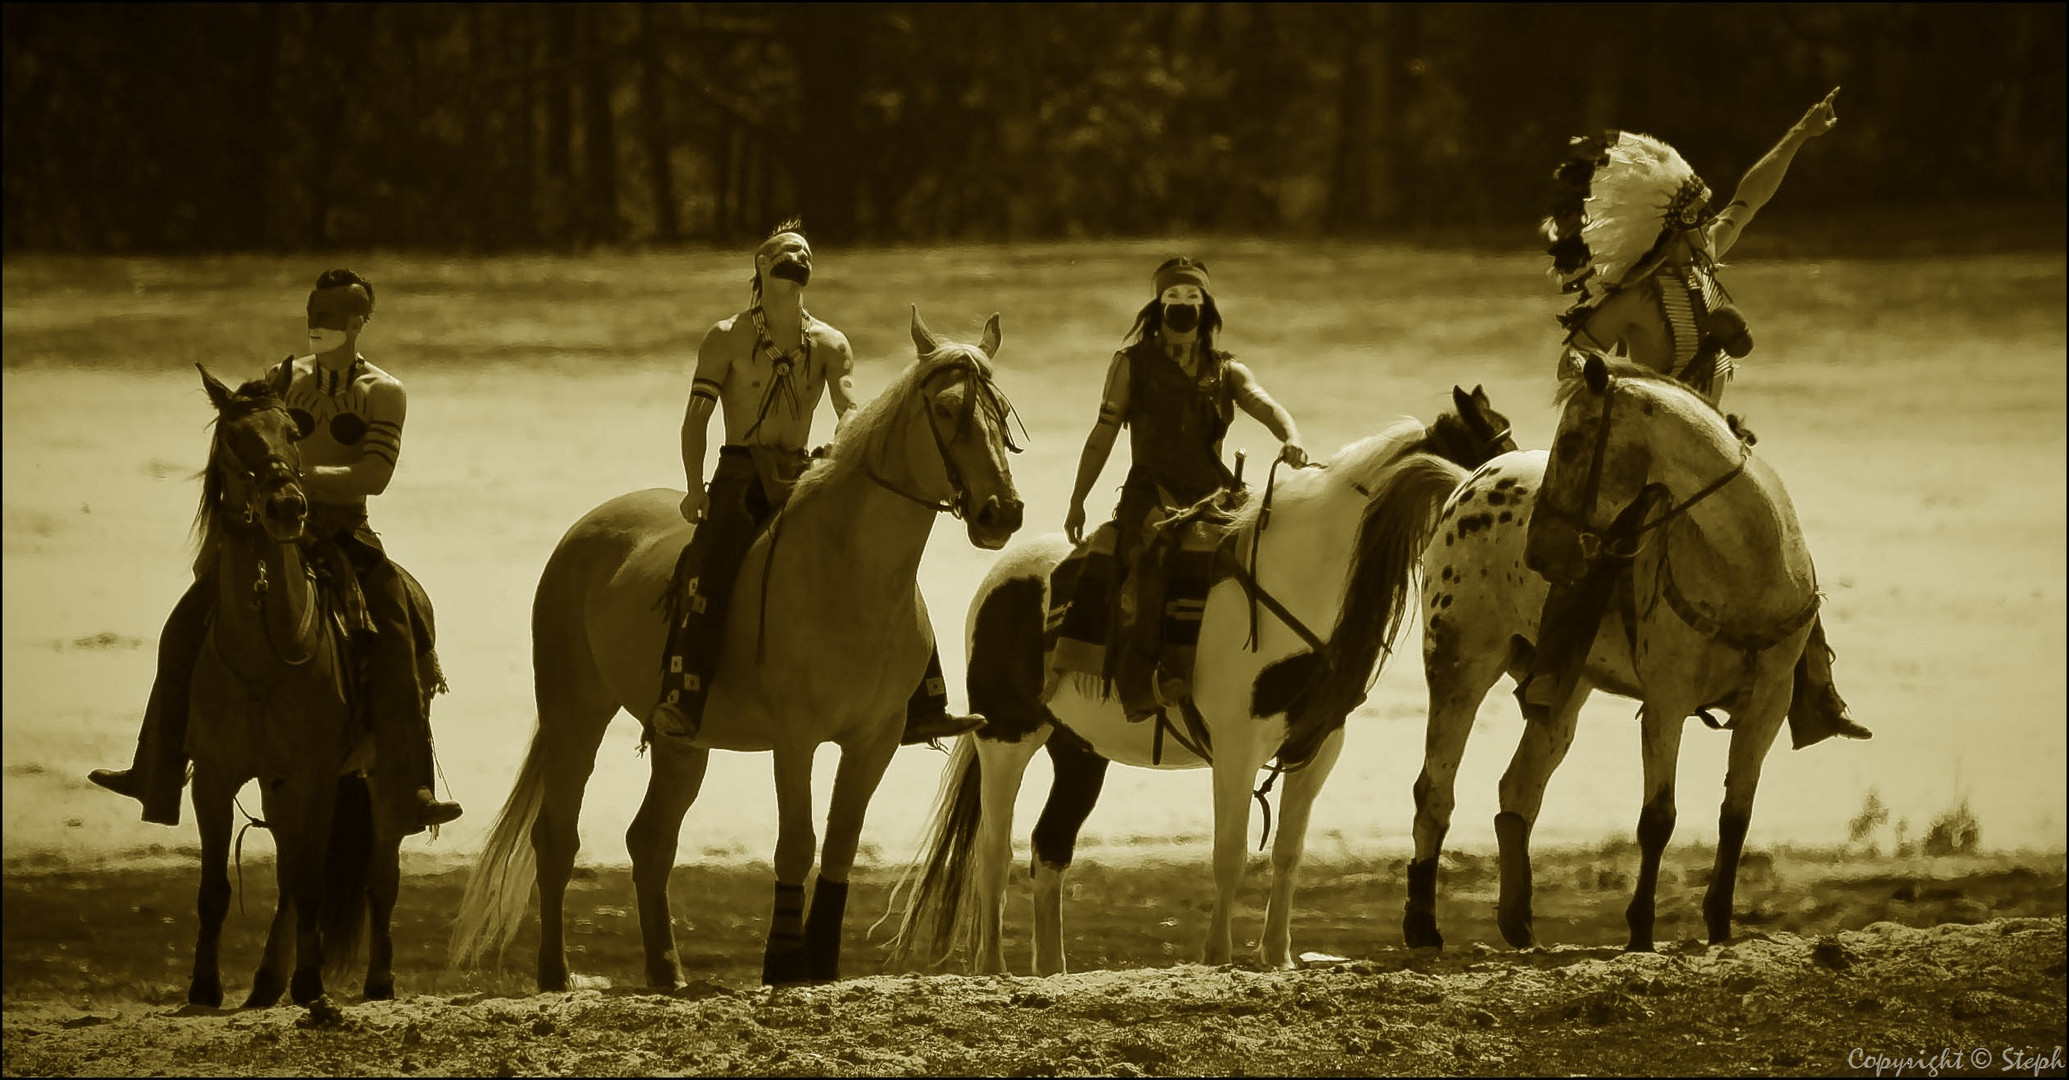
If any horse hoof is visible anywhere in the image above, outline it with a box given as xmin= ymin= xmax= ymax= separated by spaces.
xmin=189 ymin=977 xmax=224 ymax=1009
xmin=1402 ymin=911 xmax=1445 ymax=951
xmin=762 ymin=950 xmax=811 ymax=987
xmin=1624 ymin=938 xmax=1658 ymax=954
xmin=1497 ymin=911 xmax=1537 ymax=950
xmin=243 ymin=975 xmax=286 ymax=1010
xmin=364 ymin=979 xmax=395 ymax=1002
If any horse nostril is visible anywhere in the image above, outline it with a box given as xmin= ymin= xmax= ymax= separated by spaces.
xmin=1001 ymin=498 xmax=1024 ymax=531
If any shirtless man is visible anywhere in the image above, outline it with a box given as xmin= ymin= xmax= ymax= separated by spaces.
xmin=1529 ymin=89 xmax=1869 ymax=747
xmin=647 ymin=221 xmax=985 ymax=746
xmin=91 ymin=269 xmax=463 ymax=831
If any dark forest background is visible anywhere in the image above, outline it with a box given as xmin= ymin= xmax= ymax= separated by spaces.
xmin=4 ymin=2 xmax=2063 ymax=253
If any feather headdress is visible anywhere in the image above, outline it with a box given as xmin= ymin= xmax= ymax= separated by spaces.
xmin=1543 ymin=131 xmax=1712 ymax=306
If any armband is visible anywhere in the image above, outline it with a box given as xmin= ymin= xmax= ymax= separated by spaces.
xmin=690 ymin=377 xmax=722 ymax=404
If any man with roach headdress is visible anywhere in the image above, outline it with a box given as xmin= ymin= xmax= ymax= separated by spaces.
xmin=1057 ymin=256 xmax=1309 ymax=723
xmin=646 ymin=220 xmax=985 ymax=747
xmin=1523 ymin=88 xmax=1872 ymax=748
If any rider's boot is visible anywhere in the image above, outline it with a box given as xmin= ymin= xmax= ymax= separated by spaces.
xmin=1788 ymin=616 xmax=1872 ymax=748
xmin=89 ymin=578 xmax=210 ymax=827
xmin=1516 ymin=580 xmax=1594 ymax=724
xmin=901 ymin=648 xmax=985 ymax=746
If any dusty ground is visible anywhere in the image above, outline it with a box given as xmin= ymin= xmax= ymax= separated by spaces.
xmin=3 ymin=848 xmax=2064 ymax=1076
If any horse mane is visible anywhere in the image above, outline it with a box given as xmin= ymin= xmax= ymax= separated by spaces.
xmin=190 ymin=378 xmax=287 ymax=562
xmin=1210 ymin=418 xmax=1464 ymax=768
xmin=787 ymin=341 xmax=996 ymax=508
xmin=1554 ymin=358 xmax=1724 ymax=420
xmin=1214 ymin=419 xmax=1428 ymax=540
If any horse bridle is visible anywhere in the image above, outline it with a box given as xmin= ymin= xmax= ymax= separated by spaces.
xmin=1538 ymin=371 xmax=1750 ymax=564
xmin=214 ymin=416 xmax=313 ymax=626
xmin=216 ymin=417 xmax=306 ymax=532
xmin=862 ymin=356 xmax=1024 ymax=518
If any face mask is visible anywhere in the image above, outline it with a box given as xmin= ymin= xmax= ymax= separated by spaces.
xmin=1163 ymin=304 xmax=1200 ymax=334
xmin=309 ymin=328 xmax=350 ymax=355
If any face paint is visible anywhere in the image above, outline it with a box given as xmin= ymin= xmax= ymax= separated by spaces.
xmin=757 ymin=232 xmax=813 ymax=290
xmin=1162 ymin=304 xmax=1201 ymax=334
xmin=309 ymin=327 xmax=350 ymax=355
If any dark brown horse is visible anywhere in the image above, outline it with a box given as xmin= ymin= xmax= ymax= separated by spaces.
xmin=186 ymin=366 xmax=401 ymax=1020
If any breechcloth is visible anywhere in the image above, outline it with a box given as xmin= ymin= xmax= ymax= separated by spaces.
xmin=308 ymin=504 xmax=439 ymax=797
xmin=654 ymin=445 xmax=954 ymax=740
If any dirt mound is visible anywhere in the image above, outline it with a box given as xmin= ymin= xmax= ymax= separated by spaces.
xmin=5 ymin=917 xmax=2061 ymax=1077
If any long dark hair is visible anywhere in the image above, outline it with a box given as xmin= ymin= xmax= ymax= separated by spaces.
xmin=1124 ymin=293 xmax=1223 ymax=354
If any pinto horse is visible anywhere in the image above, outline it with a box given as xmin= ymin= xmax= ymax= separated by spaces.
xmin=883 ymin=387 xmax=1515 ymax=975
xmin=1404 ymin=353 xmax=1826 ymax=953
xmin=451 ymin=308 xmax=1024 ymax=988
xmin=185 ymin=366 xmax=404 ymax=1021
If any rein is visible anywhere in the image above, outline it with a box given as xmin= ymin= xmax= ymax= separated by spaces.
xmin=860 ymin=357 xmax=1025 ymax=517
xmin=212 ymin=431 xmax=322 ymax=669
xmin=756 ymin=356 xmax=1023 ymax=663
xmin=1539 ymin=372 xmax=1751 ymax=565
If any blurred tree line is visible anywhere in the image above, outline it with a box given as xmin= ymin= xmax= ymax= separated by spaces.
xmin=3 ymin=2 xmax=2062 ymax=253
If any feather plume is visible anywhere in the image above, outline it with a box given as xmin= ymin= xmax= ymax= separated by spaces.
xmin=1541 ymin=131 xmax=1711 ymax=308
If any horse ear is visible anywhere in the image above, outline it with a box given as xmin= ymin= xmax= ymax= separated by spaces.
xmin=909 ymin=305 xmax=938 ymax=355
xmin=1452 ymin=385 xmax=1474 ymax=416
xmin=1583 ymin=353 xmax=1610 ymax=395
xmin=197 ymin=363 xmax=235 ymax=410
xmin=1471 ymin=384 xmax=1492 ymax=410
xmin=980 ymin=313 xmax=1002 ymax=359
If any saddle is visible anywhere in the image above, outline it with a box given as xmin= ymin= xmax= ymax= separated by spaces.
xmin=302 ymin=539 xmax=448 ymax=708
xmin=1044 ymin=488 xmax=1247 ymax=720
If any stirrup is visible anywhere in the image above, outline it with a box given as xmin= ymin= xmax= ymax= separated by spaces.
xmin=901 ymin=712 xmax=985 ymax=747
xmin=648 ymin=699 xmax=702 ymax=743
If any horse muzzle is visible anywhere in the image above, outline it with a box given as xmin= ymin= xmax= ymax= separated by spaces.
xmin=964 ymin=494 xmax=1023 ymax=550
xmin=261 ymin=488 xmax=309 ymax=541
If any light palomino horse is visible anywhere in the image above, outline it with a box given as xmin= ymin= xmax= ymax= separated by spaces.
xmin=885 ymin=387 xmax=1515 ymax=975
xmin=1404 ymin=353 xmax=1821 ymax=953
xmin=187 ymin=366 xmax=401 ymax=1021
xmin=451 ymin=309 xmax=1024 ymax=988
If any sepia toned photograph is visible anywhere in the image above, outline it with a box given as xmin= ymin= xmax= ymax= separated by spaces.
xmin=3 ymin=3 xmax=2063 ymax=1075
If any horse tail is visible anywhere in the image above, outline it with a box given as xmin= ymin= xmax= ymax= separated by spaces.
xmin=1355 ymin=450 xmax=1472 ymax=657
xmin=1286 ymin=448 xmax=1471 ymax=767
xmin=874 ymin=732 xmax=984 ymax=972
xmin=319 ymin=774 xmax=374 ymax=978
xmin=448 ymin=723 xmax=548 ymax=968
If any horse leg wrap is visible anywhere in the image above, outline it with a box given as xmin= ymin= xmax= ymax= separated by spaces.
xmin=803 ymin=878 xmax=850 ymax=983
xmin=1402 ymin=857 xmax=1444 ymax=950
xmin=1493 ymin=811 xmax=1537 ymax=948
xmin=1704 ymin=810 xmax=1750 ymax=944
xmin=761 ymin=883 xmax=808 ymax=986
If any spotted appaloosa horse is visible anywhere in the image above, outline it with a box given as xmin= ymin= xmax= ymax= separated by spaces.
xmin=1405 ymin=353 xmax=1829 ymax=953
xmin=884 ymin=387 xmax=1515 ymax=975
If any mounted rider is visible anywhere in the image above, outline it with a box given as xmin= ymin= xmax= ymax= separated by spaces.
xmin=90 ymin=269 xmax=464 ymax=832
xmin=646 ymin=220 xmax=985 ymax=747
xmin=1523 ymin=88 xmax=1871 ymax=747
xmin=1058 ymin=257 xmax=1310 ymax=723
